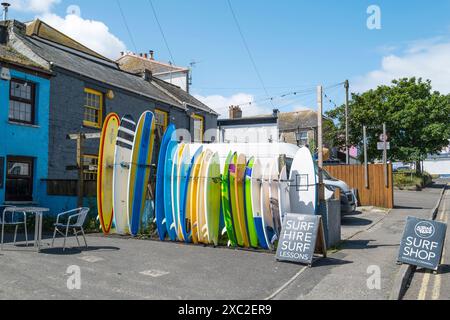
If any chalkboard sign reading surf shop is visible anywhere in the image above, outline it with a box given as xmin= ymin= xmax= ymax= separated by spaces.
xmin=398 ymin=217 xmax=447 ymax=271
xmin=276 ymin=214 xmax=327 ymax=266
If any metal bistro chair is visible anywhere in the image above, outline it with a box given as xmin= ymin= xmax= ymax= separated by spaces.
xmin=1 ymin=207 xmax=28 ymax=250
xmin=52 ymin=208 xmax=90 ymax=251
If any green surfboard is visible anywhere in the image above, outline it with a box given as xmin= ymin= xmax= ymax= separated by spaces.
xmin=221 ymin=152 xmax=237 ymax=246
xmin=229 ymin=152 xmax=245 ymax=246
xmin=244 ymin=157 xmax=259 ymax=248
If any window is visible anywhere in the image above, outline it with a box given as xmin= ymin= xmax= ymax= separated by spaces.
xmin=83 ymin=88 xmax=103 ymax=128
xmin=155 ymin=109 xmax=168 ymax=134
xmin=193 ymin=114 xmax=204 ymax=143
xmin=83 ymin=155 xmax=98 ymax=181
xmin=5 ymin=156 xmax=34 ymax=202
xmin=296 ymin=131 xmax=309 ymax=146
xmin=9 ymin=79 xmax=36 ymax=124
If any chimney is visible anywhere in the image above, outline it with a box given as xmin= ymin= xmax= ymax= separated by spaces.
xmin=144 ymin=53 xmax=148 ymax=59
xmin=0 ymin=23 xmax=7 ymax=44
xmin=142 ymin=68 xmax=152 ymax=82
xmin=229 ymin=106 xmax=243 ymax=119
xmin=149 ymin=50 xmax=155 ymax=60
xmin=2 ymin=2 xmax=10 ymax=21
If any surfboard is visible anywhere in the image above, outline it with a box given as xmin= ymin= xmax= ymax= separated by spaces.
xmin=221 ymin=152 xmax=237 ymax=246
xmin=164 ymin=139 xmax=178 ymax=241
xmin=244 ymin=157 xmax=259 ymax=248
xmin=128 ymin=111 xmax=156 ymax=236
xmin=235 ymin=154 xmax=250 ymax=248
xmin=190 ymin=150 xmax=206 ymax=244
xmin=269 ymin=159 xmax=282 ymax=237
xmin=278 ymin=166 xmax=291 ymax=224
xmin=184 ymin=146 xmax=203 ymax=243
xmin=229 ymin=153 xmax=245 ymax=247
xmin=261 ymin=162 xmax=276 ymax=250
xmin=97 ymin=113 xmax=120 ymax=235
xmin=155 ymin=124 xmax=175 ymax=240
xmin=205 ymin=152 xmax=221 ymax=246
xmin=289 ymin=147 xmax=318 ymax=215
xmin=113 ymin=114 xmax=136 ymax=235
xmin=250 ymin=159 xmax=268 ymax=249
xmin=197 ymin=150 xmax=213 ymax=244
xmin=177 ymin=144 xmax=191 ymax=242
xmin=172 ymin=143 xmax=186 ymax=241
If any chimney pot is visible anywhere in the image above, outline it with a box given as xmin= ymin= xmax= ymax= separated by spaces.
xmin=150 ymin=50 xmax=155 ymax=60
xmin=144 ymin=53 xmax=148 ymax=59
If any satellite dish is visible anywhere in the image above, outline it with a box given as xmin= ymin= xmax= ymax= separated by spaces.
xmin=66 ymin=5 xmax=81 ymax=17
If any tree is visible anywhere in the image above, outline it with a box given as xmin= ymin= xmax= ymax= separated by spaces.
xmin=326 ymin=78 xmax=450 ymax=173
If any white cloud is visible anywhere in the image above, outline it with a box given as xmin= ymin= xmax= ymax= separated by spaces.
xmin=40 ymin=12 xmax=126 ymax=59
xmin=194 ymin=93 xmax=274 ymax=119
xmin=353 ymin=36 xmax=450 ymax=94
xmin=9 ymin=0 xmax=60 ymax=13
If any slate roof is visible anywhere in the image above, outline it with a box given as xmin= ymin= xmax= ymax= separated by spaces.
xmin=278 ymin=110 xmax=321 ymax=131
xmin=17 ymin=33 xmax=185 ymax=108
xmin=0 ymin=42 xmax=48 ymax=71
xmin=152 ymin=77 xmax=218 ymax=115
xmin=9 ymin=19 xmax=218 ymax=114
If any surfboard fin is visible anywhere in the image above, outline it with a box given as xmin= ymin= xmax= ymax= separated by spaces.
xmin=170 ymin=223 xmax=176 ymax=231
xmin=221 ymin=227 xmax=228 ymax=236
xmin=162 ymin=218 xmax=166 ymax=225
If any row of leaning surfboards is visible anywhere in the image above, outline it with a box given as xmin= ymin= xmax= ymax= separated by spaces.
xmin=97 ymin=112 xmax=319 ymax=250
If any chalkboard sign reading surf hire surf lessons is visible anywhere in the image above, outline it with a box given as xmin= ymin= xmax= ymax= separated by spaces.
xmin=398 ymin=217 xmax=447 ymax=271
xmin=276 ymin=214 xmax=327 ymax=266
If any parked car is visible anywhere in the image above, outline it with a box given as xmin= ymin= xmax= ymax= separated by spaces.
xmin=321 ymin=169 xmax=357 ymax=215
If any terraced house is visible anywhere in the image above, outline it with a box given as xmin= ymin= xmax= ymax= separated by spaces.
xmin=0 ymin=19 xmax=218 ymax=214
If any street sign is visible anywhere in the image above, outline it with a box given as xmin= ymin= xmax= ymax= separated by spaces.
xmin=379 ymin=133 xmax=389 ymax=142
xmin=276 ymin=214 xmax=327 ymax=266
xmin=398 ymin=216 xmax=447 ymax=271
xmin=377 ymin=142 xmax=390 ymax=150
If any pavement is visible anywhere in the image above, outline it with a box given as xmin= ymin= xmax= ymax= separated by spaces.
xmin=272 ymin=184 xmax=446 ymax=300
xmin=0 ymin=183 xmax=446 ymax=300
xmin=403 ymin=183 xmax=449 ymax=300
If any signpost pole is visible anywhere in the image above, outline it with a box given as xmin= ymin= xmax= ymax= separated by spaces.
xmin=317 ymin=85 xmax=325 ymax=201
xmin=383 ymin=123 xmax=388 ymax=187
xmin=363 ymin=125 xmax=369 ymax=189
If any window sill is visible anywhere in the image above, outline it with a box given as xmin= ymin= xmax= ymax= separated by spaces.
xmin=7 ymin=121 xmax=40 ymax=129
xmin=3 ymin=201 xmax=38 ymax=206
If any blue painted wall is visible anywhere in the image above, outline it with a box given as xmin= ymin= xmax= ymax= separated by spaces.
xmin=0 ymin=68 xmax=50 ymax=207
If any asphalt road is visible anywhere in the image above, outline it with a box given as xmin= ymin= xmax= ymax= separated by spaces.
xmin=403 ymin=186 xmax=449 ymax=300
xmin=0 ymin=185 xmax=445 ymax=300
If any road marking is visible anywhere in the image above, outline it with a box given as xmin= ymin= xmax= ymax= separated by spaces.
xmin=265 ymin=266 xmax=308 ymax=300
xmin=78 ymin=256 xmax=104 ymax=263
xmin=418 ymin=271 xmax=431 ymax=300
xmin=140 ymin=270 xmax=170 ymax=278
xmin=431 ymin=195 xmax=447 ymax=300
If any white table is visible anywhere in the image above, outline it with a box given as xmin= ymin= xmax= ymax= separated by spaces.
xmin=2 ymin=207 xmax=49 ymax=252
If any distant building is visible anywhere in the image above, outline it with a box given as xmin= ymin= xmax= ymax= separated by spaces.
xmin=423 ymin=141 xmax=450 ymax=177
xmin=1 ymin=19 xmax=218 ymax=213
xmin=117 ymin=51 xmax=190 ymax=93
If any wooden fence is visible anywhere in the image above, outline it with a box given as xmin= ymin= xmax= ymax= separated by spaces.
xmin=323 ymin=164 xmax=394 ymax=209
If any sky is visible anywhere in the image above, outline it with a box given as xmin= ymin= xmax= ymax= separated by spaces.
xmin=5 ymin=0 xmax=450 ymax=118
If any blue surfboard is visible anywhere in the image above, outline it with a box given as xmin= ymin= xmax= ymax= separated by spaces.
xmin=181 ymin=146 xmax=203 ymax=242
xmin=155 ymin=124 xmax=176 ymax=241
xmin=130 ymin=111 xmax=155 ymax=236
xmin=164 ymin=140 xmax=178 ymax=241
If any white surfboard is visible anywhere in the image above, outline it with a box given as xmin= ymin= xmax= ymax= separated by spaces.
xmin=261 ymin=162 xmax=276 ymax=250
xmin=268 ymin=159 xmax=282 ymax=237
xmin=278 ymin=166 xmax=291 ymax=223
xmin=113 ymin=115 xmax=136 ymax=235
xmin=289 ymin=147 xmax=318 ymax=215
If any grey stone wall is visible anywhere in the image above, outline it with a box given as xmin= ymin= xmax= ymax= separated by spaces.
xmin=48 ymin=67 xmax=217 ymax=179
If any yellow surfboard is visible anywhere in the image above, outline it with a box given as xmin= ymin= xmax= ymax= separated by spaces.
xmin=97 ymin=113 xmax=120 ymax=234
xmin=189 ymin=151 xmax=205 ymax=244
xmin=235 ymin=154 xmax=250 ymax=247
xmin=197 ymin=150 xmax=213 ymax=244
